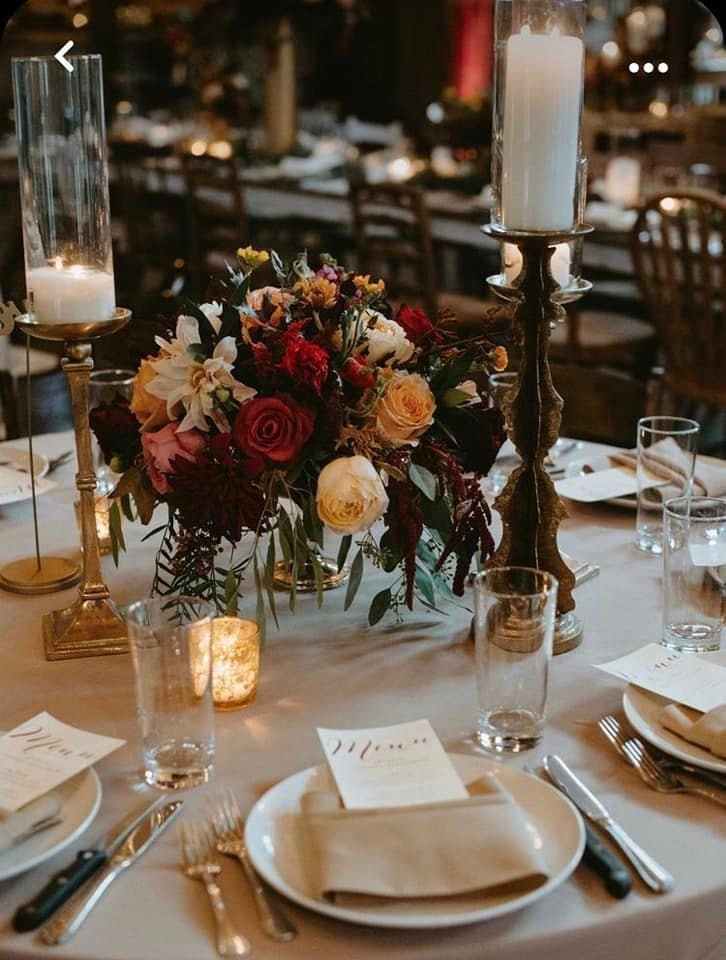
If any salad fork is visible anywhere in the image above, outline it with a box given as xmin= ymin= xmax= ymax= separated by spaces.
xmin=179 ymin=820 xmax=251 ymax=958
xmin=599 ymin=716 xmax=726 ymax=808
xmin=209 ymin=790 xmax=296 ymax=942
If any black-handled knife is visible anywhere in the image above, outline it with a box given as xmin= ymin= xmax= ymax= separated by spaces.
xmin=12 ymin=796 xmax=162 ymax=932
xmin=582 ymin=825 xmax=632 ymax=899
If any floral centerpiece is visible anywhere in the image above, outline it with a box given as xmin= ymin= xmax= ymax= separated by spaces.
xmin=91 ymin=248 xmax=507 ymax=628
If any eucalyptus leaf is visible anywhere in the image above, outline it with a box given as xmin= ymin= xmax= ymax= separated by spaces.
xmin=409 ymin=463 xmax=437 ymax=501
xmin=344 ymin=548 xmax=364 ymax=611
xmin=440 ymin=388 xmax=473 ymax=408
xmin=337 ymin=534 xmax=352 ymax=572
xmin=414 ymin=564 xmax=436 ymax=607
xmin=368 ymin=588 xmax=391 ymax=626
xmin=310 ymin=553 xmax=325 ymax=609
xmin=224 ymin=569 xmax=239 ymax=616
xmin=264 ymin=538 xmax=279 ymax=629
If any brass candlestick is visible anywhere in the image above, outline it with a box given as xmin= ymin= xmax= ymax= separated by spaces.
xmin=14 ymin=309 xmax=132 ymax=660
xmin=484 ymin=224 xmax=592 ymax=654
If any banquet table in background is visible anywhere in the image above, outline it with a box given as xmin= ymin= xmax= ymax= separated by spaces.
xmin=0 ymin=431 xmax=725 ymax=960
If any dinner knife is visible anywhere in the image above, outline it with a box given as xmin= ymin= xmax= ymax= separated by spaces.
xmin=581 ymin=825 xmax=632 ymax=899
xmin=12 ymin=796 xmax=164 ymax=932
xmin=543 ymin=754 xmax=674 ymax=894
xmin=39 ymin=800 xmax=183 ymax=945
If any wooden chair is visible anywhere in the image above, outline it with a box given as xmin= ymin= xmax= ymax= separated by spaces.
xmin=631 ymin=188 xmax=726 ymax=410
xmin=182 ymin=155 xmax=248 ymax=297
xmin=349 ymin=181 xmax=496 ymax=334
xmin=552 ymin=362 xmax=654 ymax=448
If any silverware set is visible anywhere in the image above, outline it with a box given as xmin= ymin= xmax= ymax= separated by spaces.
xmin=178 ymin=789 xmax=297 ymax=957
xmin=599 ymin=714 xmax=726 ymax=807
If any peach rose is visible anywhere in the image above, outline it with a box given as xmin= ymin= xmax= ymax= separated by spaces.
xmin=130 ymin=358 xmax=170 ymax=432
xmin=374 ymin=372 xmax=436 ymax=447
xmin=316 ymin=456 xmax=388 ymax=535
xmin=141 ymin=422 xmax=206 ymax=495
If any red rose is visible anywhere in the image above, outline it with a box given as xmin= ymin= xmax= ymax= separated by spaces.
xmin=233 ymin=394 xmax=315 ymax=466
xmin=341 ymin=355 xmax=377 ymax=390
xmin=281 ymin=335 xmax=329 ymax=394
xmin=395 ymin=304 xmax=439 ymax=344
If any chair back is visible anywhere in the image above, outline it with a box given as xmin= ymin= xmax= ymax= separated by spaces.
xmin=182 ymin=155 xmax=247 ymax=295
xmin=552 ymin=363 xmax=653 ymax=447
xmin=349 ymin=181 xmax=438 ymax=318
xmin=631 ymin=188 xmax=726 ymax=406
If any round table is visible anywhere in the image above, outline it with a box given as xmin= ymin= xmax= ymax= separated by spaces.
xmin=0 ymin=432 xmax=724 ymax=960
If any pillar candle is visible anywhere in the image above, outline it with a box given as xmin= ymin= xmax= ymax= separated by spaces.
xmin=27 ymin=261 xmax=116 ymax=325
xmin=502 ymin=26 xmax=584 ymax=231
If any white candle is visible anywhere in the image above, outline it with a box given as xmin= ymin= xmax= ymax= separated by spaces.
xmin=504 ymin=242 xmax=571 ymax=288
xmin=27 ymin=261 xmax=116 ymax=325
xmin=502 ymin=26 xmax=584 ymax=231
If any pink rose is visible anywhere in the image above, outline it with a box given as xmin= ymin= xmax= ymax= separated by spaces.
xmin=142 ymin=423 xmax=206 ymax=495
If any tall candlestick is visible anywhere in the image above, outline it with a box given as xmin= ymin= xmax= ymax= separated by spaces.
xmin=28 ymin=262 xmax=116 ymax=326
xmin=501 ymin=26 xmax=584 ymax=231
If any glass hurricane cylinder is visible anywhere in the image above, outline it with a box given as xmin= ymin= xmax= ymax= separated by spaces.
xmin=12 ymin=55 xmax=116 ymax=325
xmin=491 ymin=0 xmax=586 ymax=233
xmin=211 ymin=617 xmax=261 ymax=710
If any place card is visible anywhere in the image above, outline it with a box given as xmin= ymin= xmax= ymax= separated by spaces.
xmin=317 ymin=719 xmax=468 ymax=810
xmin=595 ymin=643 xmax=726 ymax=713
xmin=555 ymin=466 xmax=663 ymax=503
xmin=0 ymin=712 xmax=125 ymax=814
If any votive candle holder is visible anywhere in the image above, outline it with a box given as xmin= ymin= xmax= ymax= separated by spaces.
xmin=211 ymin=617 xmax=260 ymax=710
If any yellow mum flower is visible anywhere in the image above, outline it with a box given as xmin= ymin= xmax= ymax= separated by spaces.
xmin=353 ymin=274 xmax=386 ymax=296
xmin=293 ymin=276 xmax=338 ymax=310
xmin=236 ymin=247 xmax=270 ymax=272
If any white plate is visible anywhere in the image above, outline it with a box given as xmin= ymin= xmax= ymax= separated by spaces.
xmin=244 ymin=753 xmax=585 ymax=930
xmin=0 ymin=446 xmax=49 ymax=479
xmin=0 ymin=768 xmax=102 ymax=882
xmin=623 ymin=651 xmax=726 ymax=775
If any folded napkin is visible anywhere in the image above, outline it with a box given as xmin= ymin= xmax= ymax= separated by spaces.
xmin=609 ymin=438 xmax=726 ymax=510
xmin=660 ymin=703 xmax=726 ymax=759
xmin=0 ymin=792 xmax=61 ymax=853
xmin=300 ymin=774 xmax=548 ymax=905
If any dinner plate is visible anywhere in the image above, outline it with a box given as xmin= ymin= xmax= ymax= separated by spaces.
xmin=0 ymin=447 xmax=51 ymax=507
xmin=244 ymin=753 xmax=585 ymax=930
xmin=623 ymin=651 xmax=726 ymax=775
xmin=0 ymin=446 xmax=50 ymax=480
xmin=0 ymin=768 xmax=102 ymax=882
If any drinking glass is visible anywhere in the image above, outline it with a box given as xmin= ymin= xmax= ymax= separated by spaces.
xmin=125 ymin=597 xmax=215 ymax=790
xmin=635 ymin=416 xmax=699 ymax=554
xmin=487 ymin=372 xmax=518 ymax=493
xmin=662 ymin=497 xmax=726 ymax=652
xmin=473 ymin=567 xmax=558 ymax=752
xmin=89 ymin=369 xmax=135 ymax=491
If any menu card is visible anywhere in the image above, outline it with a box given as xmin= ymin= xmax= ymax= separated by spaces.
xmin=0 ymin=713 xmax=125 ymax=814
xmin=317 ymin=719 xmax=468 ymax=810
xmin=555 ymin=466 xmax=663 ymax=503
xmin=595 ymin=644 xmax=726 ymax=713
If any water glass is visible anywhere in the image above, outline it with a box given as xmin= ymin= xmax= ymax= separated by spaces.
xmin=662 ymin=497 xmax=726 ymax=652
xmin=89 ymin=369 xmax=136 ymax=490
xmin=473 ymin=567 xmax=558 ymax=753
xmin=635 ymin=416 xmax=699 ymax=554
xmin=487 ymin=372 xmax=518 ymax=494
xmin=126 ymin=597 xmax=215 ymax=790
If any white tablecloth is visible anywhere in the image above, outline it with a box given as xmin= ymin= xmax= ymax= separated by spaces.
xmin=0 ymin=432 xmax=724 ymax=960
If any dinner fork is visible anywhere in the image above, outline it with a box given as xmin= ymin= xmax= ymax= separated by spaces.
xmin=209 ymin=789 xmax=296 ymax=942
xmin=179 ymin=820 xmax=251 ymax=958
xmin=599 ymin=716 xmax=726 ymax=808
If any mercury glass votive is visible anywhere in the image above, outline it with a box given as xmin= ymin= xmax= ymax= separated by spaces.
xmin=75 ymin=494 xmax=114 ymax=555
xmin=211 ymin=617 xmax=260 ymax=710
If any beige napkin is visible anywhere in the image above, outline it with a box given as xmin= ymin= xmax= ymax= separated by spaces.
xmin=300 ymin=774 xmax=548 ymax=904
xmin=659 ymin=703 xmax=726 ymax=759
xmin=609 ymin=438 xmax=726 ymax=510
xmin=0 ymin=792 xmax=61 ymax=853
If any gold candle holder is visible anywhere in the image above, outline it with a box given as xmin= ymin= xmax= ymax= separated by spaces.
xmin=211 ymin=617 xmax=260 ymax=710
xmin=14 ymin=310 xmax=132 ymax=660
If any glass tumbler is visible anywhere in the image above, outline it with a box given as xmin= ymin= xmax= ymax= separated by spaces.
xmin=473 ymin=567 xmax=558 ymax=752
xmin=126 ymin=597 xmax=215 ymax=790
xmin=89 ymin=369 xmax=136 ymax=491
xmin=662 ymin=497 xmax=726 ymax=653
xmin=635 ymin=416 xmax=699 ymax=554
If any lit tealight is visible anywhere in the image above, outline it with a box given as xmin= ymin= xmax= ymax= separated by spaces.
xmin=211 ymin=617 xmax=260 ymax=710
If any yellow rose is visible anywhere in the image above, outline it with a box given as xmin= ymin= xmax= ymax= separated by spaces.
xmin=374 ymin=372 xmax=436 ymax=447
xmin=316 ymin=456 xmax=389 ymax=535
xmin=130 ymin=358 xmax=170 ymax=432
